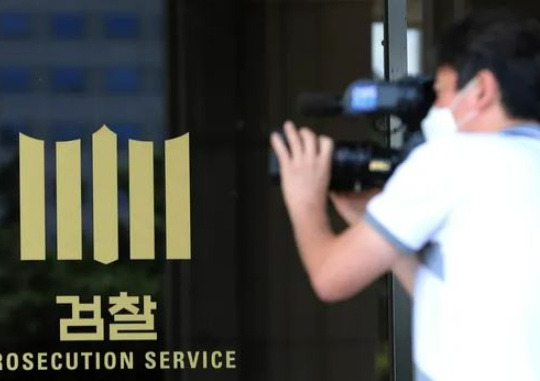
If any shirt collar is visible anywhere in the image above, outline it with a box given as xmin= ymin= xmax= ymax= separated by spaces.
xmin=499 ymin=123 xmax=540 ymax=138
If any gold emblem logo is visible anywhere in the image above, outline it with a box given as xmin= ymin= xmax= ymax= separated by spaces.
xmin=19 ymin=125 xmax=190 ymax=264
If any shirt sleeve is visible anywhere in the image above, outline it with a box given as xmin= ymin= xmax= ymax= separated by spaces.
xmin=365 ymin=139 xmax=459 ymax=255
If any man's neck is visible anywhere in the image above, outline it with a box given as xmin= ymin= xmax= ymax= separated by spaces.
xmin=474 ymin=108 xmax=538 ymax=133
xmin=497 ymin=118 xmax=539 ymax=131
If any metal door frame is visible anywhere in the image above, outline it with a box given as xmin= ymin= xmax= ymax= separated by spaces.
xmin=384 ymin=1 xmax=413 ymax=380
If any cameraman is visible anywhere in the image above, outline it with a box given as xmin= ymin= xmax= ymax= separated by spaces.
xmin=271 ymin=10 xmax=540 ymax=381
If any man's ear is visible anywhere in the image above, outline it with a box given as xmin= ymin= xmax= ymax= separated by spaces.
xmin=475 ymin=69 xmax=501 ymax=111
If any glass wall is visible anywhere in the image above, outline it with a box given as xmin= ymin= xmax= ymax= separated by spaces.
xmin=7 ymin=0 xmax=537 ymax=380
xmin=167 ymin=0 xmax=397 ymax=380
xmin=0 ymin=1 xmax=167 ymax=380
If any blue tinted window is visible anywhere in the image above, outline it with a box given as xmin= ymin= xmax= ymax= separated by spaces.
xmin=111 ymin=123 xmax=140 ymax=150
xmin=104 ymin=14 xmax=140 ymax=39
xmin=51 ymin=67 xmax=86 ymax=93
xmin=105 ymin=68 xmax=139 ymax=93
xmin=51 ymin=122 xmax=87 ymax=141
xmin=0 ymin=67 xmax=31 ymax=93
xmin=111 ymin=123 xmax=140 ymax=139
xmin=0 ymin=123 xmax=30 ymax=146
xmin=0 ymin=13 xmax=30 ymax=38
xmin=51 ymin=13 xmax=85 ymax=39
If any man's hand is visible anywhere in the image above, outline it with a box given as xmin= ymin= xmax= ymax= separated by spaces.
xmin=270 ymin=121 xmax=333 ymax=219
xmin=269 ymin=120 xmax=405 ymax=302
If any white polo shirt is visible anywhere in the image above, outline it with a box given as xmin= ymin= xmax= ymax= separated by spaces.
xmin=365 ymin=124 xmax=540 ymax=381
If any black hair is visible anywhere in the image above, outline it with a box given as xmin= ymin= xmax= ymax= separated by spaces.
xmin=436 ymin=10 xmax=540 ymax=121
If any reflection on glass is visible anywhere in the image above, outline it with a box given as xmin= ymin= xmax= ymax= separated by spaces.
xmin=0 ymin=1 xmax=166 ymax=380
xmin=0 ymin=12 xmax=31 ymax=38
xmin=50 ymin=13 xmax=86 ymax=39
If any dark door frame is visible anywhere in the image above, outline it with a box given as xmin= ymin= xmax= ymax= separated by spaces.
xmin=384 ymin=1 xmax=413 ymax=380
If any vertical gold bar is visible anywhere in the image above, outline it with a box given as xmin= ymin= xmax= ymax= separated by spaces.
xmin=165 ymin=133 xmax=191 ymax=259
xmin=92 ymin=126 xmax=118 ymax=264
xmin=129 ymin=140 xmax=155 ymax=260
xmin=19 ymin=134 xmax=46 ymax=261
xmin=56 ymin=140 xmax=82 ymax=260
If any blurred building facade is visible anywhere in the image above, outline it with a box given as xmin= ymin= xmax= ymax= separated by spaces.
xmin=0 ymin=0 xmax=166 ymax=159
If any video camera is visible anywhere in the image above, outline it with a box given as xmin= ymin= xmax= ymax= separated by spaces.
xmin=270 ymin=75 xmax=435 ymax=191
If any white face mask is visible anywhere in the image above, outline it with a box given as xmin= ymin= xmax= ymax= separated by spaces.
xmin=421 ymin=107 xmax=458 ymax=141
xmin=421 ymin=78 xmax=478 ymax=141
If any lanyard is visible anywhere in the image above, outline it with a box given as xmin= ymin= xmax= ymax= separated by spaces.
xmin=500 ymin=124 xmax=540 ymax=139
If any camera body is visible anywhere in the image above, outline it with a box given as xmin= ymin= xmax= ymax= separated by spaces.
xmin=299 ymin=75 xmax=434 ymax=130
xmin=270 ymin=75 xmax=435 ymax=191
xmin=342 ymin=75 xmax=434 ymax=130
xmin=269 ymin=140 xmax=402 ymax=191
